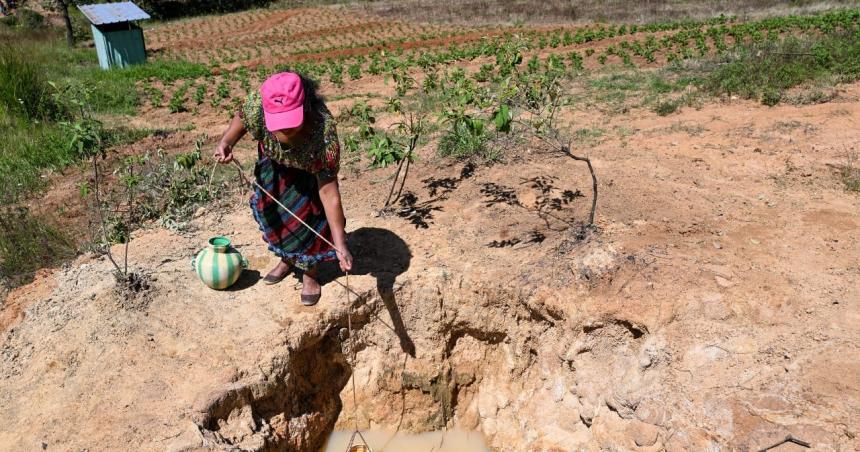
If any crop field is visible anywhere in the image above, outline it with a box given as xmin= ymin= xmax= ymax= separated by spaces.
xmin=146 ymin=8 xmax=470 ymax=66
xmin=142 ymin=8 xmax=860 ymax=108
xmin=132 ymin=7 xmax=860 ymax=153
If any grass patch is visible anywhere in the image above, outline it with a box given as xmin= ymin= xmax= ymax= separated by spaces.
xmin=0 ymin=28 xmax=177 ymax=203
xmin=1 ymin=27 xmax=210 ymax=115
xmin=0 ymin=117 xmax=72 ymax=201
xmin=573 ymin=126 xmax=606 ymax=145
xmin=0 ymin=40 xmax=60 ymax=120
xmin=0 ymin=208 xmax=76 ymax=286
xmin=701 ymin=31 xmax=860 ymax=106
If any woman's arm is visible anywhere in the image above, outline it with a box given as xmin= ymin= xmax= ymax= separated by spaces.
xmin=318 ymin=177 xmax=353 ymax=272
xmin=214 ymin=114 xmax=247 ymax=164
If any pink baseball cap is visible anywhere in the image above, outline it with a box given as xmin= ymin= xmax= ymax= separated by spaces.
xmin=261 ymin=72 xmax=305 ymax=131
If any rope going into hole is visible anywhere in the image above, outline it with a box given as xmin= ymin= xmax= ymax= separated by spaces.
xmin=218 ymin=159 xmax=371 ymax=451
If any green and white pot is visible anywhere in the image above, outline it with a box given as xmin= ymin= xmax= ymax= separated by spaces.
xmin=192 ymin=236 xmax=247 ymax=290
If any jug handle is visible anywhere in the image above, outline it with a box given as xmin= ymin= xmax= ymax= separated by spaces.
xmin=240 ymin=257 xmax=249 ymax=269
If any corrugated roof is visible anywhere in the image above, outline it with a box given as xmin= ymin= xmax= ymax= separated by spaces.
xmin=78 ymin=2 xmax=150 ymax=25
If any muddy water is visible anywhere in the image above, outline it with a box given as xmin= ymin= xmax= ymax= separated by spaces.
xmin=322 ymin=429 xmax=490 ymax=452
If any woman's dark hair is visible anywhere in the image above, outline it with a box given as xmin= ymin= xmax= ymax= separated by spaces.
xmin=296 ymin=72 xmax=324 ymax=112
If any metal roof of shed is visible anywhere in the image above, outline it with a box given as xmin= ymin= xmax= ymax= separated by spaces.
xmin=78 ymin=2 xmax=150 ymax=25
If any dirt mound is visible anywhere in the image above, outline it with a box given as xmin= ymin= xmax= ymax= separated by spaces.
xmin=2 ymin=82 xmax=860 ymax=451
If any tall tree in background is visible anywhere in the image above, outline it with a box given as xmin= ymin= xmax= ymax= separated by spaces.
xmin=41 ymin=0 xmax=75 ymax=46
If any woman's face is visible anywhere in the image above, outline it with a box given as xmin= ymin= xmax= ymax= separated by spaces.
xmin=272 ymin=126 xmax=302 ymax=143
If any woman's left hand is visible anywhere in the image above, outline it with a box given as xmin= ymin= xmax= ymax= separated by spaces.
xmin=336 ymin=245 xmax=353 ymax=272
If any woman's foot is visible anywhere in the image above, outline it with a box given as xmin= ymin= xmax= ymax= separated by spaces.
xmin=263 ymin=259 xmax=293 ymax=285
xmin=300 ymin=267 xmax=321 ymax=306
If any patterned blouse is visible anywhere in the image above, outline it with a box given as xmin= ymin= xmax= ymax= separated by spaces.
xmin=238 ymin=91 xmax=340 ymax=178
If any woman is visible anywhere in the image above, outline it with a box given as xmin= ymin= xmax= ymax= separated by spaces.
xmin=215 ymin=71 xmax=352 ymax=306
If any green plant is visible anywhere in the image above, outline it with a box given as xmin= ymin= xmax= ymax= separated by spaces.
xmin=329 ymin=61 xmax=344 ymax=87
xmin=653 ymin=98 xmax=680 ymax=115
xmin=348 ymin=63 xmax=362 ymax=80
xmin=193 ymin=83 xmax=206 ymax=104
xmin=366 ymin=133 xmax=404 ymax=168
xmin=52 ymin=82 xmax=139 ymax=281
xmin=346 ymin=102 xmax=376 ymax=138
xmin=392 ymin=68 xmax=415 ymax=96
xmin=474 ymin=63 xmax=494 ymax=82
xmin=216 ymin=79 xmax=230 ymax=99
xmin=761 ymin=88 xmax=781 ymax=106
xmin=168 ymin=80 xmax=192 ymax=113
xmin=145 ymin=85 xmax=165 ymax=107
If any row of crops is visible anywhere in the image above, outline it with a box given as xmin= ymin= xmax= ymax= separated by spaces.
xmin=151 ymin=9 xmax=859 ymax=71
xmin=134 ymin=10 xmax=860 ymax=180
xmin=142 ymin=9 xmax=860 ymax=117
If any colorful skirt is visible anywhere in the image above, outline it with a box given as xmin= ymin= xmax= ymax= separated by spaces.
xmin=250 ymin=154 xmax=337 ymax=271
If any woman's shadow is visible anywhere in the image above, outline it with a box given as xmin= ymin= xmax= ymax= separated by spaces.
xmin=318 ymin=227 xmax=415 ymax=357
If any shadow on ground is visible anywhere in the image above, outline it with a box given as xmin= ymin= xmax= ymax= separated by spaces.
xmin=319 ymin=227 xmax=415 ymax=356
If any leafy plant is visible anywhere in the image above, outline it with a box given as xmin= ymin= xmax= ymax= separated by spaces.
xmin=348 ymin=63 xmax=362 ymax=80
xmin=168 ymin=80 xmax=191 ymax=113
xmin=366 ymin=133 xmax=404 ymax=168
xmin=346 ymin=101 xmax=376 ymax=138
xmin=193 ymin=83 xmax=206 ymax=104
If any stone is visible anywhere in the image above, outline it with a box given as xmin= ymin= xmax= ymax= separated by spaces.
xmin=627 ymin=420 xmax=660 ymax=447
xmin=635 ymin=400 xmax=669 ymax=426
xmin=715 ymin=275 xmax=733 ymax=288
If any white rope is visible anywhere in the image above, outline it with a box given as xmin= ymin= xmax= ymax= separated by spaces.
xmin=226 ymin=159 xmax=369 ymax=451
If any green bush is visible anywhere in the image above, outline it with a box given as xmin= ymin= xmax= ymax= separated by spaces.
xmin=15 ymin=9 xmax=45 ymax=30
xmin=0 ymin=14 xmax=17 ymax=28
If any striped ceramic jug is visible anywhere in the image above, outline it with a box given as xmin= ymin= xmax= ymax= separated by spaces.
xmin=192 ymin=236 xmax=247 ymax=290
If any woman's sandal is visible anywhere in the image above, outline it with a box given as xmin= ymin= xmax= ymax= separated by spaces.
xmin=300 ymin=269 xmax=321 ymax=306
xmin=263 ymin=260 xmax=293 ymax=285
xmin=300 ymin=292 xmax=321 ymax=306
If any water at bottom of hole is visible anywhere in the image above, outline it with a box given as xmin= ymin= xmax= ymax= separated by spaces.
xmin=321 ymin=429 xmax=491 ymax=452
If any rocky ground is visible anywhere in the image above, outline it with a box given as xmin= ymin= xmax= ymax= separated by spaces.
xmin=1 ymin=79 xmax=859 ymax=451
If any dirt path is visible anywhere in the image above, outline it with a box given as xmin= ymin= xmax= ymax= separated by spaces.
xmin=2 ymin=77 xmax=859 ymax=450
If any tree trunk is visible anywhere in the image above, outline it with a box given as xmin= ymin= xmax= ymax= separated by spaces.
xmin=60 ymin=1 xmax=74 ymax=47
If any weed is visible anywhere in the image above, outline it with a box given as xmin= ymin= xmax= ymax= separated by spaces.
xmin=842 ymin=149 xmax=860 ymax=192
xmin=439 ymin=120 xmax=492 ymax=161
xmin=573 ymin=127 xmax=606 ymax=145
xmin=348 ymin=63 xmax=362 ymax=80
xmin=0 ymin=207 xmax=76 ymax=286
xmin=653 ymin=98 xmax=681 ymax=115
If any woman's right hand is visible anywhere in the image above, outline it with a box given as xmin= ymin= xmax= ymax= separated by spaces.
xmin=214 ymin=140 xmax=234 ymax=164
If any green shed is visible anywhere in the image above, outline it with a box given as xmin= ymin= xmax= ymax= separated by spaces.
xmin=78 ymin=2 xmax=151 ymax=70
